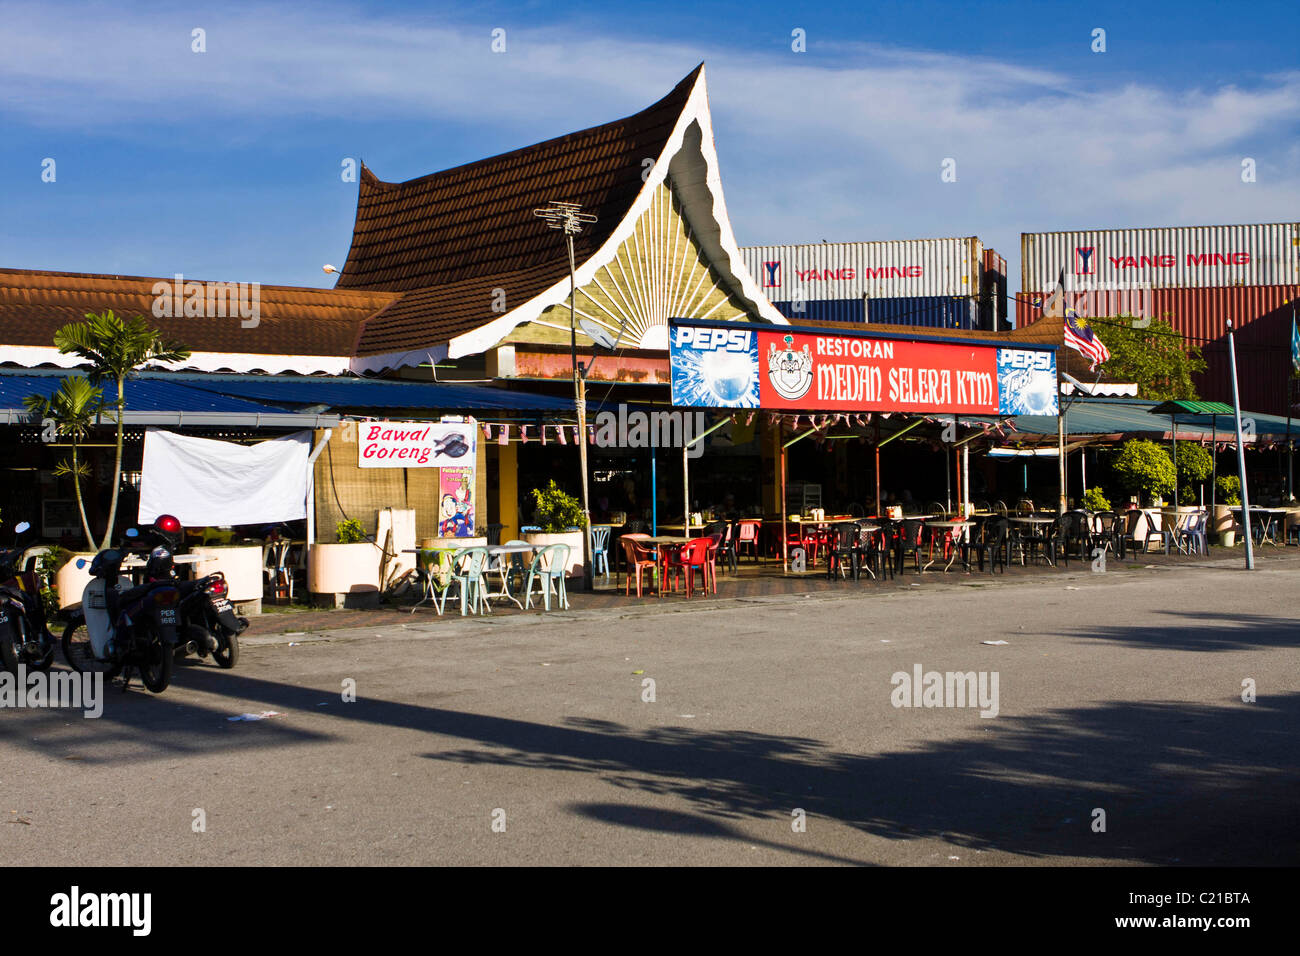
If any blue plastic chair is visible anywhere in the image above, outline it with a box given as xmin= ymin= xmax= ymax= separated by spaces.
xmin=589 ymin=525 xmax=611 ymax=581
xmin=524 ymin=544 xmax=571 ymax=611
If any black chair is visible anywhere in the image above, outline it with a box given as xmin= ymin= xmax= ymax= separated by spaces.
xmin=1091 ymin=511 xmax=1125 ymax=559
xmin=870 ymin=519 xmax=898 ymax=581
xmin=896 ymin=518 xmax=926 ymax=574
xmin=965 ymin=516 xmax=1009 ymax=573
xmin=826 ymin=524 xmax=858 ymax=581
xmin=486 ymin=523 xmax=504 ymax=546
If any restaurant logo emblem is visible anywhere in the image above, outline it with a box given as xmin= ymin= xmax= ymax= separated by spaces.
xmin=1074 ymin=246 xmax=1096 ymax=275
xmin=767 ymin=334 xmax=813 ymax=401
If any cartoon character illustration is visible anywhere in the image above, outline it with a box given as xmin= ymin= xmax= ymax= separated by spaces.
xmin=439 ymin=492 xmax=472 ymax=537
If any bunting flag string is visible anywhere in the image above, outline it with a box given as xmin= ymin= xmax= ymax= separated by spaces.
xmin=498 ymin=425 xmax=510 ymax=446
xmin=521 ymin=425 xmax=530 ymax=444
xmin=482 ymin=423 xmax=493 ymax=441
xmin=558 ymin=424 xmax=567 ymax=445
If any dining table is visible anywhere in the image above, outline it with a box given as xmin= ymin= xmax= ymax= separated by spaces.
xmin=484 ymin=542 xmax=535 ymax=608
xmin=1007 ymin=515 xmax=1057 ymax=565
xmin=643 ymin=535 xmax=694 ymax=594
xmin=1230 ymin=506 xmax=1289 ymax=547
xmin=922 ymin=519 xmax=973 ymax=572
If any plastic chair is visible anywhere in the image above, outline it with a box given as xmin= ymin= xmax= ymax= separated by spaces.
xmin=589 ymin=525 xmax=611 ymax=581
xmin=451 ymin=547 xmax=491 ymax=615
xmin=663 ymin=538 xmax=712 ymax=597
xmin=736 ymin=519 xmax=762 ymax=563
xmin=620 ymin=537 xmax=658 ymax=597
xmin=486 ymin=523 xmax=504 ymax=546
xmin=412 ymin=548 xmax=456 ymax=615
xmin=966 ymin=516 xmax=1009 ymax=573
xmin=524 ymin=544 xmax=571 ymax=610
xmin=1177 ymin=510 xmax=1209 ymax=556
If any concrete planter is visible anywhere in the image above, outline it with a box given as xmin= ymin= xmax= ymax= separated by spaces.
xmin=523 ymin=531 xmax=584 ymax=584
xmin=55 ymin=553 xmax=97 ymax=610
xmin=190 ymin=545 xmax=264 ymax=611
xmin=308 ymin=542 xmax=382 ymax=608
xmin=1213 ymin=504 xmax=1237 ymax=545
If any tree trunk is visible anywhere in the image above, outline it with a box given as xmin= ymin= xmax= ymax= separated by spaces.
xmin=100 ymin=377 xmax=125 ymax=551
xmin=70 ymin=441 xmax=95 ymax=551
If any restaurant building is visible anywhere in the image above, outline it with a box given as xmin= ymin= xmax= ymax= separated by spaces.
xmin=2 ymin=65 xmax=1293 ymax=563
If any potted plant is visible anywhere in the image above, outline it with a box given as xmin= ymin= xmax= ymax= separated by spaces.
xmin=1080 ymin=487 xmax=1111 ymax=513
xmin=523 ymin=481 xmax=586 ymax=585
xmin=307 ymin=517 xmax=382 ymax=607
xmin=1214 ymin=475 xmax=1241 ymax=546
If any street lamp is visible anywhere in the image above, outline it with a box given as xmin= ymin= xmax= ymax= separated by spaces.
xmin=533 ymin=200 xmax=598 ymax=588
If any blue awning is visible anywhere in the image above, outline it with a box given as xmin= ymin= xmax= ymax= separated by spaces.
xmin=0 ymin=372 xmax=340 ymax=428
xmin=147 ymin=373 xmax=576 ymax=415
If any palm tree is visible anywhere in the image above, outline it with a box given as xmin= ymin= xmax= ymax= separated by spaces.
xmin=53 ymin=310 xmax=190 ymax=549
xmin=23 ymin=375 xmax=104 ymax=551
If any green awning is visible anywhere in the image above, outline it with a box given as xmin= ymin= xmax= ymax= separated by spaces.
xmin=1149 ymin=400 xmax=1236 ymax=416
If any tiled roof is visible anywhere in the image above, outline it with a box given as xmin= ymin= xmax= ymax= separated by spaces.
xmin=0 ymin=268 xmax=397 ymax=359
xmin=346 ymin=66 xmax=704 ymax=355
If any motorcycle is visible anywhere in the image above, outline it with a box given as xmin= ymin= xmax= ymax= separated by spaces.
xmin=0 ymin=521 xmax=55 ymax=674
xmin=135 ymin=515 xmax=245 ymax=669
xmin=61 ymin=531 xmax=181 ymax=693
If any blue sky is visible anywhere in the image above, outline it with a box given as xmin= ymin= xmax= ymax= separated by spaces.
xmin=1 ymin=0 xmax=1297 ymax=304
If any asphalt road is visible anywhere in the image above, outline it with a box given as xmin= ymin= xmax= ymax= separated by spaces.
xmin=3 ymin=559 xmax=1297 ymax=866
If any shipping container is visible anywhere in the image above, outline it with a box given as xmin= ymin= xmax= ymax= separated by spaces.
xmin=766 ymin=295 xmax=979 ymax=329
xmin=1021 ymin=222 xmax=1300 ymax=294
xmin=741 ymin=237 xmax=986 ymax=299
xmin=1018 ymin=284 xmax=1300 ymax=416
xmin=741 ymin=236 xmax=1003 ymax=331
xmin=982 ymin=248 xmax=1009 ymax=329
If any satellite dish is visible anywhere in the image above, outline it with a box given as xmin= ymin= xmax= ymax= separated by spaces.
xmin=578 ymin=319 xmax=618 ymax=351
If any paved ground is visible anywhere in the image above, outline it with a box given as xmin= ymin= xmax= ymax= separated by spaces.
xmin=3 ymin=548 xmax=1297 ymax=866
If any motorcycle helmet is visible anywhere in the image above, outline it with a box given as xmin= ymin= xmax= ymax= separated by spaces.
xmin=152 ymin=514 xmax=185 ymax=551
xmin=88 ymin=550 xmax=123 ymax=580
xmin=144 ymin=546 xmax=174 ymax=580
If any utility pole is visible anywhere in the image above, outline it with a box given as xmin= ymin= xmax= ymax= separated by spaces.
xmin=1227 ymin=320 xmax=1254 ymax=570
xmin=533 ymin=200 xmax=597 ymax=588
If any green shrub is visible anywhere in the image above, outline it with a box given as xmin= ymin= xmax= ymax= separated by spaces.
xmin=530 ymin=480 xmax=586 ymax=533
xmin=1112 ymin=439 xmax=1176 ymax=504
xmin=1081 ymin=487 xmax=1111 ymax=512
xmin=1215 ymin=475 xmax=1241 ymax=506
xmin=336 ymin=518 xmax=366 ymax=543
xmin=1175 ymin=441 xmax=1214 ymax=487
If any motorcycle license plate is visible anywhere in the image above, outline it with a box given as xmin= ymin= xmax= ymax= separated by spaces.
xmin=160 ymin=609 xmax=177 ymax=625
xmin=0 ymin=611 xmax=7 ymax=624
xmin=214 ymin=599 xmax=232 ymax=613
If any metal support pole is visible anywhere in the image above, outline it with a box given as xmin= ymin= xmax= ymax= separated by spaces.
xmin=874 ymin=420 xmax=882 ymax=514
xmin=1057 ymin=354 xmax=1067 ymax=513
xmin=566 ymin=233 xmax=593 ymax=590
xmin=1228 ymin=322 xmax=1254 ymax=570
xmin=682 ymin=442 xmax=690 ymax=536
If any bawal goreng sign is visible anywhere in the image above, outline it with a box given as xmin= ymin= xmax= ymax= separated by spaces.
xmin=669 ymin=322 xmax=1057 ymax=417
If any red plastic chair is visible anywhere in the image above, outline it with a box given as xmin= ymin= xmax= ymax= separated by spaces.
xmin=662 ymin=538 xmax=712 ymax=597
xmin=620 ymin=536 xmax=658 ymax=597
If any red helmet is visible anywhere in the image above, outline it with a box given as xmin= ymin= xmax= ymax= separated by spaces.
xmin=154 ymin=514 xmax=182 ymax=535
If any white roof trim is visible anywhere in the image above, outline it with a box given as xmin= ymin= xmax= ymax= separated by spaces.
xmin=349 ymin=344 xmax=449 ymax=376
xmin=0 ymin=344 xmax=351 ymax=376
xmin=446 ymin=66 xmax=786 ymax=361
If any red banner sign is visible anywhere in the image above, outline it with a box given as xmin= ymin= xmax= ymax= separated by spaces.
xmin=758 ymin=330 xmax=998 ymax=414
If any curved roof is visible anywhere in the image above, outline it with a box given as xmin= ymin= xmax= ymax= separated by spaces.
xmin=338 ymin=66 xmax=701 ymax=295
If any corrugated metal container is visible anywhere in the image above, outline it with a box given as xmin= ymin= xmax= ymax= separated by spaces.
xmin=1021 ymin=223 xmax=1300 ymax=293
xmin=766 ymin=295 xmax=980 ymax=329
xmin=1017 ymin=284 xmax=1300 ymax=416
xmin=982 ymin=248 xmax=1009 ymax=329
xmin=741 ymin=237 xmax=987 ymax=302
xmin=866 ymin=296 xmax=978 ymax=329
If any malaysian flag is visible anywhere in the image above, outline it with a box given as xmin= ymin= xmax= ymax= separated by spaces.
xmin=1044 ymin=267 xmax=1110 ymax=370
